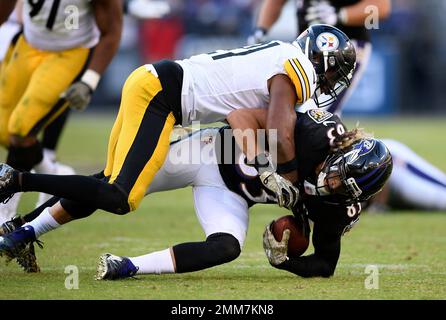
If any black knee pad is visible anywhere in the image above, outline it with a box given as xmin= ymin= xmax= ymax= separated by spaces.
xmin=7 ymin=143 xmax=43 ymax=171
xmin=97 ymin=182 xmax=131 ymax=215
xmin=206 ymin=233 xmax=241 ymax=263
xmin=60 ymin=198 xmax=97 ymax=220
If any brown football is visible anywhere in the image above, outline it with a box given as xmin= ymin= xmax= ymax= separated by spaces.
xmin=271 ymin=215 xmax=310 ymax=257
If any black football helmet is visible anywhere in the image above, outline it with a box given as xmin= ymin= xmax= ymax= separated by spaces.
xmin=316 ymin=138 xmax=393 ymax=204
xmin=293 ymin=24 xmax=356 ymax=108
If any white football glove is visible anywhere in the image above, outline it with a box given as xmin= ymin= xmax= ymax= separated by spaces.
xmin=305 ymin=0 xmax=339 ymax=26
xmin=64 ymin=81 xmax=92 ymax=111
xmin=259 ymin=171 xmax=299 ymax=209
xmin=263 ymin=223 xmax=290 ymax=266
xmin=247 ymin=28 xmax=267 ymax=45
xmin=127 ymin=0 xmax=171 ymax=19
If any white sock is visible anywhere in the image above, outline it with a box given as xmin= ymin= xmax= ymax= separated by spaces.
xmin=43 ymin=149 xmax=56 ymax=162
xmin=0 ymin=193 xmax=22 ymax=224
xmin=34 ymin=150 xmax=57 ymax=174
xmin=23 ymin=208 xmax=61 ymax=238
xmin=129 ymin=248 xmax=175 ymax=275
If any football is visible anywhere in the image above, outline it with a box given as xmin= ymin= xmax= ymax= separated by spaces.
xmin=271 ymin=215 xmax=310 ymax=257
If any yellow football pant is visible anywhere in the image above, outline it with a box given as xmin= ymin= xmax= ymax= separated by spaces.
xmin=104 ymin=66 xmax=176 ymax=211
xmin=0 ymin=35 xmax=90 ymax=146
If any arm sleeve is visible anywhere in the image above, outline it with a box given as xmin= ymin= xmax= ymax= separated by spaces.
xmin=274 ymin=222 xmax=341 ymax=278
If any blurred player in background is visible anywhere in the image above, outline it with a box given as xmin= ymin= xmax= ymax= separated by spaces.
xmin=248 ymin=0 xmax=391 ymax=114
xmin=366 ymin=139 xmax=446 ymax=212
xmin=0 ymin=1 xmax=22 ymax=72
xmin=0 ymin=0 xmax=123 ymax=224
xmin=0 ymin=1 xmax=172 ymax=217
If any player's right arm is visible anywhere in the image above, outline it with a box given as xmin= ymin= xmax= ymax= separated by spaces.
xmin=267 ymin=74 xmax=298 ymax=183
xmin=0 ymin=0 xmax=17 ymax=25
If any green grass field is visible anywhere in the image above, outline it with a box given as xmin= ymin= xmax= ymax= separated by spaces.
xmin=0 ymin=113 xmax=445 ymax=300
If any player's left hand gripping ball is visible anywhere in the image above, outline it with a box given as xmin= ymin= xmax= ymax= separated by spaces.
xmin=263 ymin=223 xmax=290 ymax=265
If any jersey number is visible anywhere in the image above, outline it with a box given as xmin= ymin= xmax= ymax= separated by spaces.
xmin=28 ymin=0 xmax=61 ymax=30
xmin=327 ymin=124 xmax=346 ymax=148
xmin=209 ymin=41 xmax=280 ymax=60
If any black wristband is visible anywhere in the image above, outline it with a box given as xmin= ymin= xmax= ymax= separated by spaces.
xmin=276 ymin=158 xmax=298 ymax=174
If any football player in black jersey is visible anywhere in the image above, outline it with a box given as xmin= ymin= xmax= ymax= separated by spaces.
xmin=248 ymin=0 xmax=391 ymax=114
xmin=0 ymin=108 xmax=392 ymax=278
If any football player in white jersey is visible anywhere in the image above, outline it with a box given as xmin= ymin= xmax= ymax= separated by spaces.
xmin=0 ymin=0 xmax=123 ymax=225
xmin=0 ymin=24 xmax=356 ymax=271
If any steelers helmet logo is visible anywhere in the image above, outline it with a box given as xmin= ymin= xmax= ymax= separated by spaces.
xmin=316 ymin=32 xmax=340 ymax=52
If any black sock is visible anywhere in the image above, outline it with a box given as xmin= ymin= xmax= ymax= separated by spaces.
xmin=42 ymin=109 xmax=70 ymax=151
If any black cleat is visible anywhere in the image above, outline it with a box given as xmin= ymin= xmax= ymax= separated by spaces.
xmin=0 ymin=224 xmax=41 ymax=273
xmin=96 ymin=253 xmax=139 ymax=280
xmin=0 ymin=164 xmax=20 ymax=204
xmin=17 ymin=242 xmax=40 ymax=273
xmin=0 ymin=216 xmax=24 ymax=236
xmin=0 ymin=216 xmax=40 ymax=273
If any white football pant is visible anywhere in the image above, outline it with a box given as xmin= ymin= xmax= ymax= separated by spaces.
xmin=383 ymin=139 xmax=446 ymax=210
xmin=147 ymin=128 xmax=249 ymax=246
